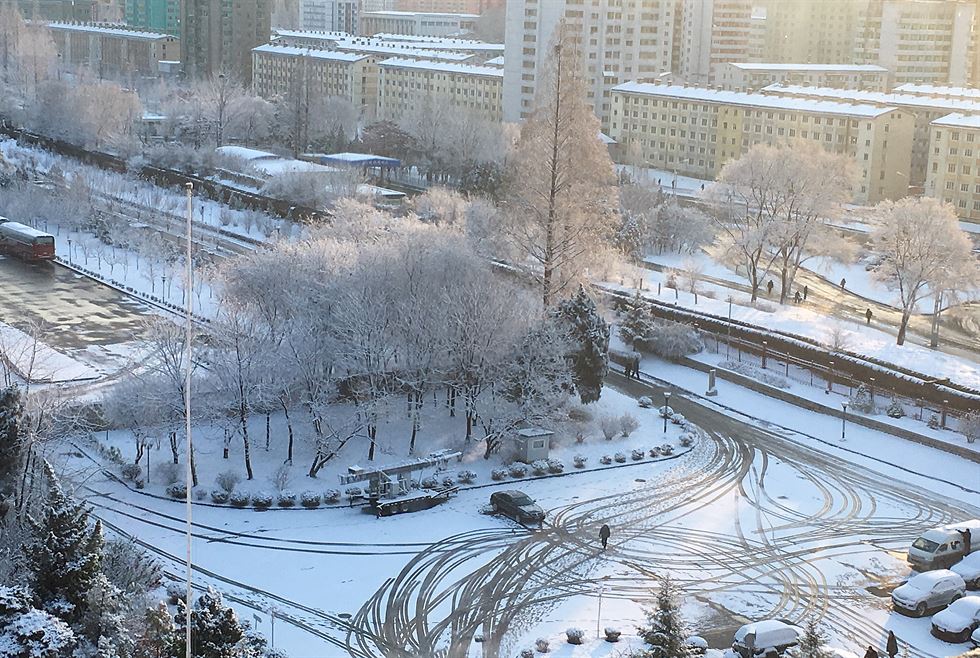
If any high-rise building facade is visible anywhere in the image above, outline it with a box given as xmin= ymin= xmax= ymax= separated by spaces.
xmin=753 ymin=0 xmax=865 ymax=65
xmin=925 ymin=113 xmax=980 ymax=220
xmin=377 ymin=57 xmax=503 ymax=123
xmin=125 ymin=0 xmax=179 ymax=35
xmin=855 ymin=0 xmax=975 ymax=87
xmin=677 ymin=0 xmax=753 ymax=85
xmin=181 ymin=0 xmax=272 ymax=80
xmin=502 ymin=0 xmax=677 ymax=131
xmin=299 ymin=0 xmax=357 ymax=32
xmin=395 ymin=0 xmax=502 ymax=11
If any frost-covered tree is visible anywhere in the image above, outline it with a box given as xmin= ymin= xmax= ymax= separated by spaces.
xmin=25 ymin=465 xmax=102 ymax=623
xmin=501 ymin=324 xmax=574 ymax=424
xmin=0 ymin=385 xmax=24 ymax=495
xmin=870 ymin=198 xmax=976 ymax=345
xmin=504 ymin=23 xmax=619 ymax=308
xmin=619 ymin=292 xmax=652 ymax=345
xmin=77 ymin=573 xmax=131 ymax=656
xmin=637 ymin=575 xmax=692 ymax=658
xmin=171 ymin=587 xmax=246 ymax=658
xmin=0 ymin=585 xmax=76 ymax=658
xmin=960 ymin=411 xmax=980 ymax=444
xmin=99 ymin=538 xmax=163 ymax=597
xmin=554 ymin=286 xmax=610 ymax=404
xmin=849 ymin=384 xmax=874 ymax=414
xmin=136 ymin=601 xmax=174 ymax=658
xmin=797 ymin=617 xmax=829 ymax=658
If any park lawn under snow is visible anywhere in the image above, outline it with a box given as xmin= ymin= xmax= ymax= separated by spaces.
xmin=0 ymin=319 xmax=99 ymax=383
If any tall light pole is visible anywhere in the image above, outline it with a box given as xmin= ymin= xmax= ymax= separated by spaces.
xmin=663 ymin=391 xmax=671 ymax=433
xmin=183 ymin=182 xmax=194 ymax=658
xmin=840 ymin=402 xmax=848 ymax=441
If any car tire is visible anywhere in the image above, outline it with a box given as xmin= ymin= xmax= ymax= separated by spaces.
xmin=952 ymin=593 xmax=962 ymax=603
xmin=973 ymin=578 xmax=980 ymax=590
xmin=915 ymin=603 xmax=927 ymax=617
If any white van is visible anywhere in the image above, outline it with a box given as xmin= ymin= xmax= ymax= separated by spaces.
xmin=732 ymin=620 xmax=802 ymax=658
xmin=908 ymin=520 xmax=980 ymax=571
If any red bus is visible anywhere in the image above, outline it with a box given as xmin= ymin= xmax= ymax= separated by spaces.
xmin=0 ymin=219 xmax=56 ymax=262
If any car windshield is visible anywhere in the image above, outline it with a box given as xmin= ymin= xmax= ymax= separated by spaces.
xmin=509 ymin=493 xmax=534 ymax=506
xmin=913 ymin=538 xmax=940 ymax=552
xmin=906 ymin=575 xmax=935 ymax=591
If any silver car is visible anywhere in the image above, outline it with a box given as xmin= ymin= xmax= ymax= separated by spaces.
xmin=892 ymin=570 xmax=966 ymax=617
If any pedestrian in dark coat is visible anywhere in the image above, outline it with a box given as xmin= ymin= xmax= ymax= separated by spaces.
xmin=767 ymin=280 xmax=774 ymax=296
xmin=803 ymin=285 xmax=809 ymax=300
xmin=886 ymin=631 xmax=898 ymax=658
xmin=864 ymin=646 xmax=879 ymax=658
xmin=840 ymin=277 xmax=847 ymax=290
xmin=600 ymin=524 xmax=611 ymax=550
xmin=866 ymin=308 xmax=873 ymax=325
xmin=794 ymin=291 xmax=802 ymax=303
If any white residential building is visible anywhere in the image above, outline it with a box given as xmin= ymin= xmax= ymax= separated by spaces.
xmin=299 ymin=0 xmax=357 ymax=33
xmin=719 ymin=63 xmax=890 ymax=92
xmin=377 ymin=57 xmax=503 ymax=123
xmin=359 ymin=10 xmax=478 ymax=37
xmin=677 ymin=0 xmax=753 ymax=86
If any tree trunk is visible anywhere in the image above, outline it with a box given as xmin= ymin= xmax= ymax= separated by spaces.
xmin=897 ymin=310 xmax=912 ymax=346
xmin=930 ymin=294 xmax=942 ymax=348
xmin=409 ymin=391 xmax=421 ymax=454
xmin=779 ymin=264 xmax=789 ymax=305
xmin=367 ymin=424 xmax=377 ymax=461
xmin=170 ymin=431 xmax=179 ymax=464
xmin=284 ymin=408 xmax=294 ymax=464
xmin=265 ymin=414 xmax=270 ymax=451
xmin=190 ymin=445 xmax=198 ymax=488
xmin=240 ymin=410 xmax=254 ymax=480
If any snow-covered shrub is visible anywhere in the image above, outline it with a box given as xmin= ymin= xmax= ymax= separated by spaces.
xmin=229 ymin=491 xmax=250 ymax=508
xmin=679 ymin=434 xmax=695 ymax=447
xmin=686 ymin=635 xmax=708 ymax=654
xmin=521 ymin=650 xmax=534 ymax=658
xmin=491 ymin=468 xmax=509 ymax=481
xmin=194 ymin=487 xmax=207 ymax=501
xmin=573 ymin=455 xmax=588 ymax=468
xmin=215 ymin=470 xmax=241 ymax=493
xmin=670 ymin=413 xmax=685 ymax=425
xmin=301 ymin=491 xmax=321 ymax=508
xmin=166 ymin=582 xmax=184 ymax=604
xmin=323 ymin=489 xmax=341 ymax=503
xmin=631 ymin=449 xmax=645 ymax=461
xmin=604 ymin=627 xmax=622 ymax=642
xmin=277 ymin=491 xmax=297 ymax=507
xmin=420 ymin=476 xmax=439 ymax=489
xmin=638 ymin=396 xmax=653 ymax=408
xmin=643 ymin=320 xmax=704 ymax=360
xmin=849 ymin=384 xmax=874 ymax=414
xmin=620 ymin=413 xmax=639 ymax=437
xmin=441 ymin=476 xmax=456 ymax=488
xmin=566 ymin=628 xmax=585 ymax=645
xmin=660 ymin=444 xmax=674 ymax=455
xmin=121 ymin=463 xmax=142 ymax=481
xmin=547 ymin=459 xmax=564 ymax=473
xmin=598 ymin=414 xmax=618 ymax=440
xmin=961 ymin=410 xmax=980 ymax=444
xmin=157 ymin=462 xmax=179 ymax=485
xmin=344 ymin=486 xmax=363 ymax=501
xmin=886 ymin=398 xmax=906 ymax=418
xmin=509 ymin=463 xmax=528 ymax=478
xmin=166 ymin=484 xmax=186 ymax=499
xmin=535 ymin=637 xmax=550 ymax=653
xmin=658 ymin=405 xmax=674 ymax=418
xmin=928 ymin=414 xmax=941 ymax=430
xmin=649 ymin=446 xmax=661 ymax=458
xmin=599 ymin=455 xmax=612 ymax=465
xmin=614 ymin=452 xmax=627 ymax=463
xmin=531 ymin=460 xmax=548 ymax=476
xmin=457 ymin=470 xmax=477 ymax=484
xmin=134 ymin=478 xmax=145 ymax=490
xmin=209 ymin=489 xmax=229 ymax=504
xmin=567 ymin=407 xmax=593 ymax=422
xmin=252 ymin=491 xmax=273 ymax=509
xmin=575 ymin=432 xmax=586 ymax=444
xmin=270 ymin=464 xmax=292 ymax=492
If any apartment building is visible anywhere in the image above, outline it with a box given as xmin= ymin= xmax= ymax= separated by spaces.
xmin=503 ymin=0 xmax=677 ymax=131
xmin=720 ymin=63 xmax=889 ymax=92
xmin=677 ymin=0 xmax=753 ymax=86
xmin=762 ymin=85 xmax=980 ymax=188
xmin=272 ymin=30 xmax=477 ymax=62
xmin=925 ymin=114 xmax=980 ymax=220
xmin=359 ymin=10 xmax=478 ymax=37
xmin=377 ymin=57 xmax=503 ymax=123
xmin=47 ymin=22 xmax=179 ymax=78
xmin=395 ymin=0 xmax=503 ymax=11
xmin=299 ymin=0 xmax=357 ymax=32
xmin=752 ymin=0 xmax=865 ymax=65
xmin=894 ymin=84 xmax=980 ymax=102
xmin=251 ymin=44 xmax=377 ymax=115
xmin=181 ymin=0 xmax=272 ymax=79
xmin=609 ymin=83 xmax=914 ymax=204
xmin=125 ymin=0 xmax=178 ymax=35
xmin=855 ymin=0 xmax=975 ymax=87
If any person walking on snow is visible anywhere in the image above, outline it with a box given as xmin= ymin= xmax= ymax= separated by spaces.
xmin=886 ymin=631 xmax=898 ymax=658
xmin=600 ymin=524 xmax=611 ymax=550
xmin=794 ymin=291 xmax=802 ymax=303
xmin=803 ymin=284 xmax=809 ymax=301
xmin=866 ymin=308 xmax=873 ymax=325
xmin=840 ymin=277 xmax=847 ymax=290
xmin=864 ymin=646 xmax=879 ymax=658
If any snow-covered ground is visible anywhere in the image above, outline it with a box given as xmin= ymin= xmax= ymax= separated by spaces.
xmin=0 ymin=320 xmax=99 ymax=383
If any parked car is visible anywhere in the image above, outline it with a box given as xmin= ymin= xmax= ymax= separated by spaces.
xmin=908 ymin=520 xmax=980 ymax=571
xmin=732 ymin=620 xmax=802 ymax=658
xmin=891 ymin=570 xmax=966 ymax=617
xmin=931 ymin=596 xmax=980 ymax=643
xmin=489 ymin=490 xmax=545 ymax=525
xmin=971 ymin=626 xmax=980 ymax=648
xmin=953 ymin=552 xmax=980 ymax=589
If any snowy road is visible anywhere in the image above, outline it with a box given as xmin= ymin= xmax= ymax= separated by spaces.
xmin=60 ymin=371 xmax=980 ymax=658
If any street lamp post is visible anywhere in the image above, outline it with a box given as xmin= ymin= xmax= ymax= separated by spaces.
xmin=162 ymin=274 xmax=167 ymax=301
xmin=663 ymin=391 xmax=671 ymax=433
xmin=841 ymin=402 xmax=848 ymax=440
xmin=66 ymin=238 xmax=72 ymax=263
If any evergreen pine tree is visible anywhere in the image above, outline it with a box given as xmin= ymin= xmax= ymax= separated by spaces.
xmin=25 ymin=463 xmax=103 ymax=623
xmin=798 ymin=617 xmax=828 ymax=658
xmin=619 ymin=291 xmax=652 ymax=345
xmin=0 ymin=584 xmax=76 ymax=657
xmin=138 ymin=601 xmax=175 ymax=658
xmin=849 ymin=384 xmax=874 ymax=414
xmin=637 ymin=575 xmax=692 ymax=658
xmin=0 ymin=384 xmax=24 ymax=494
xmin=171 ymin=587 xmax=246 ymax=658
xmin=78 ymin=573 xmax=131 ymax=656
xmin=554 ymin=286 xmax=610 ymax=404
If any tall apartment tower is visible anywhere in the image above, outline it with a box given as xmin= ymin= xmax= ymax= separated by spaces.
xmin=754 ymin=0 xmax=866 ymax=64
xmin=856 ymin=0 xmax=975 ymax=87
xmin=299 ymin=0 xmax=357 ymax=32
xmin=502 ymin=0 xmax=677 ymax=130
xmin=125 ymin=0 xmax=179 ymax=35
xmin=677 ymin=0 xmax=753 ymax=85
xmin=181 ymin=0 xmax=272 ymax=80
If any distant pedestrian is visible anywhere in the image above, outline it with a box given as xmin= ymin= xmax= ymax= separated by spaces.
xmin=766 ymin=280 xmax=774 ymax=296
xmin=794 ymin=291 xmax=802 ymax=304
xmin=840 ymin=277 xmax=847 ymax=290
xmin=864 ymin=646 xmax=879 ymax=658
xmin=803 ymin=285 xmax=809 ymax=300
xmin=600 ymin=524 xmax=611 ymax=550
xmin=866 ymin=308 xmax=873 ymax=325
xmin=886 ymin=631 xmax=898 ymax=658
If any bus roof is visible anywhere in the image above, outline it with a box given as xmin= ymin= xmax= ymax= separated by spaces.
xmin=0 ymin=222 xmax=53 ymax=239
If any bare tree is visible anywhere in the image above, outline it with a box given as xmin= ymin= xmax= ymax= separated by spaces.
xmin=503 ymin=24 xmax=619 ymax=308
xmin=870 ymin=197 xmax=976 ymax=345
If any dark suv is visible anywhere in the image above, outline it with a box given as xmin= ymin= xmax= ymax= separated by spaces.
xmin=490 ymin=490 xmax=545 ymax=525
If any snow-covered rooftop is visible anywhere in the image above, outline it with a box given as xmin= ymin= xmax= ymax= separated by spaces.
xmin=729 ymin=62 xmax=887 ymax=73
xmin=335 ymin=39 xmax=473 ymax=61
xmin=370 ymin=33 xmax=503 ymax=50
xmin=894 ymin=84 xmax=980 ymax=99
xmin=360 ymin=10 xmax=479 ymax=18
xmin=47 ymin=22 xmax=172 ymax=40
xmin=251 ymin=159 xmax=338 ymax=176
xmin=485 ymin=55 xmax=504 ymax=67
xmin=761 ymin=84 xmax=980 ymax=113
xmin=215 ymin=146 xmax=281 ymax=162
xmin=252 ymin=43 xmax=368 ymax=62
xmin=932 ymin=113 xmax=980 ymax=130
xmin=613 ymin=83 xmax=897 ymax=118
xmin=315 ymin=152 xmax=401 ymax=167
xmin=274 ymin=29 xmax=351 ymax=40
xmin=379 ymin=57 xmax=503 ymax=78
